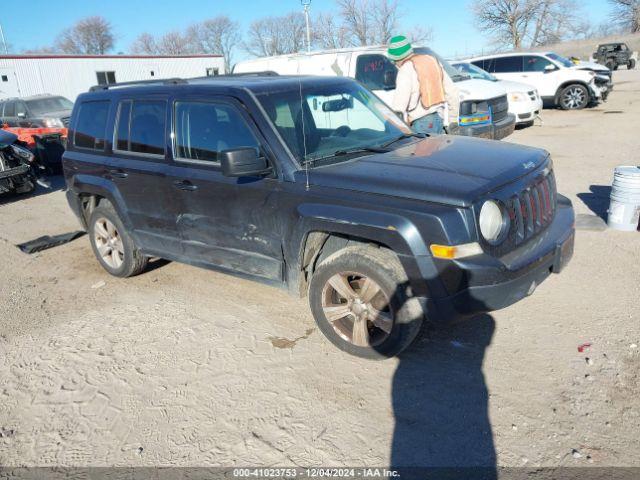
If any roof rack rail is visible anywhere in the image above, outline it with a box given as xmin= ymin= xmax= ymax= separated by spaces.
xmin=225 ymin=71 xmax=279 ymax=77
xmin=89 ymin=77 xmax=187 ymax=92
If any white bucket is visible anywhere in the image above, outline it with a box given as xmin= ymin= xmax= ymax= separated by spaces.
xmin=608 ymin=166 xmax=640 ymax=231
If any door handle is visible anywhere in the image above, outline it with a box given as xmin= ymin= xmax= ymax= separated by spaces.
xmin=173 ymin=180 xmax=198 ymax=191
xmin=108 ymin=169 xmax=128 ymax=179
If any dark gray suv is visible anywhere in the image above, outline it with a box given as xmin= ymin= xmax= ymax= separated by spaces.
xmin=0 ymin=94 xmax=73 ymax=128
xmin=63 ymin=75 xmax=575 ymax=359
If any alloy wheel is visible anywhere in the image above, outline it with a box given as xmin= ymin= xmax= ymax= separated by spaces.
xmin=562 ymin=87 xmax=587 ymax=109
xmin=321 ymin=272 xmax=394 ymax=347
xmin=93 ymin=217 xmax=124 ymax=269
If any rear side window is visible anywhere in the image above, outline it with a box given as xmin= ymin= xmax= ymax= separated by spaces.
xmin=522 ymin=55 xmax=553 ymax=72
xmin=355 ymin=54 xmax=397 ymax=91
xmin=114 ymin=100 xmax=166 ymax=156
xmin=174 ymin=101 xmax=259 ymax=163
xmin=487 ymin=56 xmax=523 ymax=73
xmin=74 ymin=101 xmax=110 ymax=150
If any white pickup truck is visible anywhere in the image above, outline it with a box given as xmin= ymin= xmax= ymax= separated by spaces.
xmin=234 ymin=46 xmax=516 ymax=140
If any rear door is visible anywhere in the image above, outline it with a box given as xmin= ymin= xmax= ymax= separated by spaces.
xmin=486 ymin=56 xmax=526 ymax=84
xmin=109 ymin=96 xmax=183 ymax=255
xmin=1 ymin=100 xmax=18 ymax=126
xmin=166 ymin=94 xmax=285 ymax=282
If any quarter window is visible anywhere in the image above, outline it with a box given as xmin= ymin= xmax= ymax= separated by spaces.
xmin=115 ymin=100 xmax=166 ymax=156
xmin=355 ymin=54 xmax=397 ymax=91
xmin=174 ymin=101 xmax=259 ymax=163
xmin=74 ymin=101 xmax=110 ymax=150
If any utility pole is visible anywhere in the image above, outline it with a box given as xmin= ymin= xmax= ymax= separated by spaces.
xmin=301 ymin=0 xmax=312 ymax=53
xmin=0 ymin=23 xmax=9 ymax=55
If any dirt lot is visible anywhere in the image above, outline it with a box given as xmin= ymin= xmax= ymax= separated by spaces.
xmin=1 ymin=70 xmax=639 ymax=469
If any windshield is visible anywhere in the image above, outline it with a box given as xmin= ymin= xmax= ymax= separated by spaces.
xmin=257 ymin=81 xmax=412 ymax=166
xmin=452 ymin=62 xmax=497 ymax=82
xmin=26 ymin=96 xmax=74 ymax=116
xmin=546 ymin=53 xmax=574 ymax=68
xmin=414 ymin=47 xmax=469 ymax=82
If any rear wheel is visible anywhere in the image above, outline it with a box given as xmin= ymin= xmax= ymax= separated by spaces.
xmin=88 ymin=200 xmax=148 ymax=277
xmin=308 ymin=245 xmax=423 ymax=359
xmin=629 ymin=59 xmax=636 ymax=70
xmin=558 ymin=84 xmax=589 ymax=110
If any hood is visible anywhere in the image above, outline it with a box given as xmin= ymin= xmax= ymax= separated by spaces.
xmin=0 ymin=129 xmax=18 ymax=148
xmin=573 ymin=60 xmax=609 ymax=72
xmin=498 ymin=79 xmax=538 ymax=94
xmin=306 ymin=136 xmax=549 ymax=207
xmin=35 ymin=109 xmax=72 ymax=119
xmin=456 ymin=78 xmax=507 ymax=102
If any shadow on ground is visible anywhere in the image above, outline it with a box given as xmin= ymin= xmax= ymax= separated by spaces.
xmin=577 ymin=185 xmax=611 ymax=221
xmin=390 ymin=315 xmax=497 ymax=478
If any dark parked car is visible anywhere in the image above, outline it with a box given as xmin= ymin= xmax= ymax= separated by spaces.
xmin=63 ymin=75 xmax=575 ymax=358
xmin=593 ymin=43 xmax=636 ymax=70
xmin=0 ymin=94 xmax=73 ymax=128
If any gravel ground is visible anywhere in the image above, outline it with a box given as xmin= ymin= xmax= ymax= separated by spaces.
xmin=0 ymin=70 xmax=639 ymax=468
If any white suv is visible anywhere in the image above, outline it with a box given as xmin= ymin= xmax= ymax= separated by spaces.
xmin=466 ymin=52 xmax=608 ymax=110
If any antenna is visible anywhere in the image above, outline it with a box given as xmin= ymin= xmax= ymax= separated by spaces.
xmin=299 ymin=79 xmax=310 ymax=191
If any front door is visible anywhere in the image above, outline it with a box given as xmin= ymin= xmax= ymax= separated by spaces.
xmin=166 ymin=95 xmax=285 ymax=282
xmin=354 ymin=53 xmax=397 ymax=105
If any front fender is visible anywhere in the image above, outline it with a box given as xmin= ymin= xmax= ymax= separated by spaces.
xmin=287 ymin=203 xmax=446 ymax=298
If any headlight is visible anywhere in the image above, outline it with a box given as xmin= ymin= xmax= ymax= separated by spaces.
xmin=479 ymin=200 xmax=509 ymax=245
xmin=43 ymin=118 xmax=64 ymax=128
xmin=508 ymin=92 xmax=528 ymax=102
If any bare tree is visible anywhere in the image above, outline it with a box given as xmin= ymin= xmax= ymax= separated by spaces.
xmin=186 ymin=16 xmax=240 ymax=71
xmin=337 ymin=0 xmax=399 ymax=45
xmin=608 ymin=0 xmax=640 ymax=32
xmin=130 ymin=33 xmax=158 ymax=55
xmin=156 ymin=31 xmax=193 ymax=55
xmin=55 ymin=16 xmax=115 ymax=54
xmin=245 ymin=13 xmax=306 ymax=56
xmin=529 ymin=0 xmax=579 ymax=47
xmin=472 ymin=0 xmax=540 ymax=49
xmin=314 ymin=12 xmax=351 ymax=49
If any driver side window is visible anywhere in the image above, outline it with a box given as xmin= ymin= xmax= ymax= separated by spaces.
xmin=355 ymin=54 xmax=397 ymax=91
xmin=523 ymin=55 xmax=553 ymax=72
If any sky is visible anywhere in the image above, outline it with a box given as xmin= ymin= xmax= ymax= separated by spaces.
xmin=1 ymin=0 xmax=612 ymax=62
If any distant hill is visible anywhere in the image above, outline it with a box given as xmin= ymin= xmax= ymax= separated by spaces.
xmin=539 ymin=32 xmax=640 ymax=61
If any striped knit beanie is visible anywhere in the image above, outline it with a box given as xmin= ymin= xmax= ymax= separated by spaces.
xmin=387 ymin=35 xmax=413 ymax=61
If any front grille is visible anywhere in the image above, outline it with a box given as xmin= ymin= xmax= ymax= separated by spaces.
xmin=61 ymin=116 xmax=70 ymax=127
xmin=482 ymin=170 xmax=557 ymax=257
xmin=488 ymin=95 xmax=509 ymax=123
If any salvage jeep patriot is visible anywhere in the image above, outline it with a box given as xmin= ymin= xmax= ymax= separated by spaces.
xmin=63 ymin=75 xmax=575 ymax=359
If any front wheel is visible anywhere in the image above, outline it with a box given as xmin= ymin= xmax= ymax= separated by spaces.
xmin=308 ymin=245 xmax=423 ymax=359
xmin=558 ymin=84 xmax=590 ymax=110
xmin=629 ymin=59 xmax=636 ymax=70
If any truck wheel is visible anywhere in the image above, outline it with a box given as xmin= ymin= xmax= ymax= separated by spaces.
xmin=606 ymin=61 xmax=615 ymax=71
xmin=14 ymin=178 xmax=36 ymax=194
xmin=558 ymin=84 xmax=589 ymax=110
xmin=629 ymin=59 xmax=636 ymax=70
xmin=308 ymin=245 xmax=423 ymax=359
xmin=88 ymin=200 xmax=148 ymax=278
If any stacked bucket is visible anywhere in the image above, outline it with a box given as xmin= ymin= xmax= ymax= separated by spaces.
xmin=608 ymin=166 xmax=640 ymax=231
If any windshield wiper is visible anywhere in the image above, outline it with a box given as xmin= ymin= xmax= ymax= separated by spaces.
xmin=302 ymin=146 xmax=390 ymax=165
xmin=380 ymin=133 xmax=426 ymax=148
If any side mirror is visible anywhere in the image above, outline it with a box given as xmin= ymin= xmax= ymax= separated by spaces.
xmin=383 ymin=70 xmax=397 ymax=89
xmin=544 ymin=64 xmax=556 ymax=73
xmin=220 ymin=147 xmax=271 ymax=178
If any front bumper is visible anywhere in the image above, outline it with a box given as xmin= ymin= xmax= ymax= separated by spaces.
xmin=456 ymin=113 xmax=516 ymax=140
xmin=510 ymin=97 xmax=543 ymax=124
xmin=0 ymin=164 xmax=30 ymax=180
xmin=425 ymin=195 xmax=575 ymax=321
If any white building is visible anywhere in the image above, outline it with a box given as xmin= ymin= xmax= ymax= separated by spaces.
xmin=0 ymin=54 xmax=225 ymax=101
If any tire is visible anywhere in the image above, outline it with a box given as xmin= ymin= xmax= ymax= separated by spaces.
xmin=629 ymin=59 xmax=636 ymax=70
xmin=14 ymin=178 xmax=36 ymax=194
xmin=88 ymin=200 xmax=148 ymax=278
xmin=613 ymin=64 xmax=619 ymax=71
xmin=308 ymin=245 xmax=424 ymax=359
xmin=605 ymin=61 xmax=615 ymax=71
xmin=558 ymin=84 xmax=590 ymax=110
